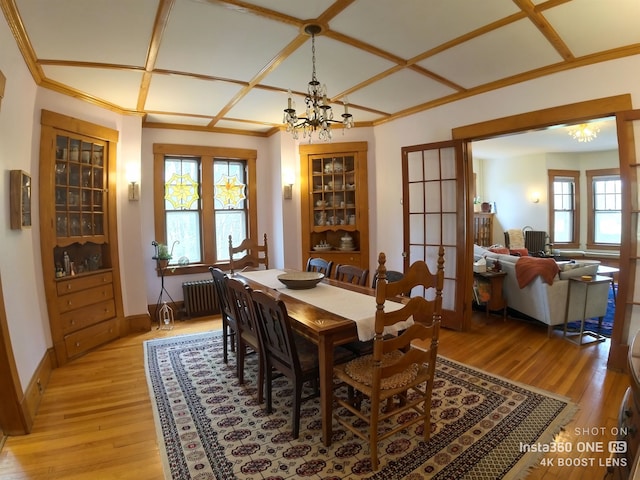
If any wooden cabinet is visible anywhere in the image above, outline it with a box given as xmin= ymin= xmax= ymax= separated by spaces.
xmin=39 ymin=110 xmax=124 ymax=366
xmin=300 ymin=142 xmax=369 ymax=273
xmin=473 ymin=213 xmax=494 ymax=246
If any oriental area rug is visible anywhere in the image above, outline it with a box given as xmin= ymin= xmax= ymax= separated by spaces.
xmin=144 ymin=332 xmax=577 ymax=480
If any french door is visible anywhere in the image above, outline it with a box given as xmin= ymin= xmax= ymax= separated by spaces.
xmin=402 ymin=140 xmax=469 ymax=330
xmin=609 ymin=110 xmax=640 ymax=369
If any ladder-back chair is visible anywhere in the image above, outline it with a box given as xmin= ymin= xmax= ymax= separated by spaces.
xmin=228 ymin=233 xmax=269 ymax=274
xmin=226 ymin=277 xmax=264 ymax=403
xmin=333 ymin=247 xmax=444 ymax=470
xmin=306 ymin=257 xmax=333 ymax=278
xmin=334 ymin=264 xmax=369 ymax=286
xmin=209 ymin=267 xmax=237 ymax=364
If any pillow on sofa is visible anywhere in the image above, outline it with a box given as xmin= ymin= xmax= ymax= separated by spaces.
xmin=559 ymin=263 xmax=599 ymax=280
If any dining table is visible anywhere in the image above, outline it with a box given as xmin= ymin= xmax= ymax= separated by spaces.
xmin=234 ymin=268 xmax=408 ymax=446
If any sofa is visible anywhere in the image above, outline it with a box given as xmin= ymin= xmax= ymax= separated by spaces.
xmin=474 ymin=245 xmax=610 ymax=334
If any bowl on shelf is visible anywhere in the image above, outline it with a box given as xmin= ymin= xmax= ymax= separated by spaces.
xmin=278 ymin=272 xmax=324 ymax=289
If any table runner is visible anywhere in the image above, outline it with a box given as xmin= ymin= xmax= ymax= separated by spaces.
xmin=238 ymin=269 xmax=410 ymax=341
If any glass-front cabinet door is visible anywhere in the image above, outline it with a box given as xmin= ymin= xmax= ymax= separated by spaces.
xmin=54 ymin=134 xmax=107 ymax=241
xmin=300 ymin=142 xmax=369 ymax=272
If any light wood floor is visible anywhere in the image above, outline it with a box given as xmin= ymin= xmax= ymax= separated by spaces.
xmin=0 ymin=312 xmax=629 ymax=479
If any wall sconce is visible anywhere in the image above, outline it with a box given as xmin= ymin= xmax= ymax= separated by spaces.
xmin=128 ymin=181 xmax=140 ymax=201
xmin=531 ymin=191 xmax=540 ymax=203
xmin=126 ymin=162 xmax=140 ymax=201
xmin=283 ymin=168 xmax=295 ymax=200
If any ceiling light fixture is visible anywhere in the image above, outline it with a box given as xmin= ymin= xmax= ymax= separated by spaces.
xmin=283 ymin=24 xmax=354 ymax=142
xmin=568 ymin=123 xmax=600 ymax=143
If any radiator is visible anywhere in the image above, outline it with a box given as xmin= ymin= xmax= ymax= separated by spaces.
xmin=525 ymin=231 xmax=548 ymax=254
xmin=182 ymin=279 xmax=220 ymax=318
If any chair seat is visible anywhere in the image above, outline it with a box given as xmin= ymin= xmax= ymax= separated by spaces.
xmin=335 ymin=358 xmax=431 ymax=399
xmin=342 ymin=350 xmax=419 ymax=389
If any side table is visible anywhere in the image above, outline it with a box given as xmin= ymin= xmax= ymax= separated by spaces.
xmin=474 ymin=270 xmax=507 ymax=319
xmin=597 ymin=265 xmax=619 ymax=302
xmin=563 ymin=275 xmax=609 ymax=345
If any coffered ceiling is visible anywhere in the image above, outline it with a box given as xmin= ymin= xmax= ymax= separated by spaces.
xmin=2 ymin=0 xmax=639 ymax=137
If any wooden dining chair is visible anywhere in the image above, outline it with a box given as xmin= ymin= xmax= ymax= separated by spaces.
xmin=226 ymin=277 xmax=264 ymax=403
xmin=250 ymin=289 xmax=353 ymax=439
xmin=306 ymin=257 xmax=333 ymax=278
xmin=209 ymin=267 xmax=237 ymax=364
xmin=228 ymin=233 xmax=269 ymax=274
xmin=371 ymin=269 xmax=404 ymax=289
xmin=334 ymin=264 xmax=369 ymax=286
xmin=333 ymin=247 xmax=445 ymax=471
xmin=344 ymin=269 xmax=407 ymax=358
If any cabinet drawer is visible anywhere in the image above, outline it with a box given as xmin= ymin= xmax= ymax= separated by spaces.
xmin=64 ymin=318 xmax=118 ymax=358
xmin=57 ymin=284 xmax=114 ymax=313
xmin=56 ymin=271 xmax=113 ymax=296
xmin=316 ymin=252 xmax=362 ymax=268
xmin=60 ymin=299 xmax=116 ymax=335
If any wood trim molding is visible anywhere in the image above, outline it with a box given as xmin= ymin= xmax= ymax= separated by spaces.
xmin=21 ymin=349 xmax=54 ymax=432
xmin=126 ymin=313 xmax=152 ymax=333
xmin=452 ymin=94 xmax=633 ymax=140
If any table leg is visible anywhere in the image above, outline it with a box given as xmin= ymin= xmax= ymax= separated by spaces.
xmin=318 ymin=335 xmax=333 ymax=446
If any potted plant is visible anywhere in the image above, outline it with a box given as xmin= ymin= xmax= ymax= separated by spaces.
xmin=155 ymin=243 xmax=172 ymax=269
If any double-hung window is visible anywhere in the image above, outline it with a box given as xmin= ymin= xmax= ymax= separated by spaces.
xmin=587 ymin=168 xmax=621 ymax=248
xmin=153 ymin=144 xmax=257 ymax=274
xmin=548 ymin=169 xmax=580 ymax=248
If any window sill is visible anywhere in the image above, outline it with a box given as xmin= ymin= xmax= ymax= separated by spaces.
xmin=156 ymin=263 xmax=230 ymax=277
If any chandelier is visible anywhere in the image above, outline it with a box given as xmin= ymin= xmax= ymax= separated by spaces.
xmin=568 ymin=123 xmax=600 ymax=143
xmin=283 ymin=24 xmax=354 ymax=142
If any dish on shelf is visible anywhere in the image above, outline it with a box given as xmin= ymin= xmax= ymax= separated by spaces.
xmin=313 ymin=244 xmax=332 ymax=251
xmin=338 ymin=246 xmax=356 ymax=251
xmin=278 ymin=272 xmax=324 ymax=289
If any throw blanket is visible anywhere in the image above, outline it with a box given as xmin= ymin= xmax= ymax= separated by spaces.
xmin=515 ymin=256 xmax=560 ymax=288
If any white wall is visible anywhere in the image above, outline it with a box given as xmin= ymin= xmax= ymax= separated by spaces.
xmin=0 ymin=14 xmax=46 ymax=390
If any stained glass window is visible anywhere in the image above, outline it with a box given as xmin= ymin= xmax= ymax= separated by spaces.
xmin=214 ymin=160 xmax=247 ymax=261
xmin=156 ymin=151 xmax=252 ymax=268
xmin=164 ymin=157 xmax=201 ymax=264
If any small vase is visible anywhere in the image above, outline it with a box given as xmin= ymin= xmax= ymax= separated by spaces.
xmin=158 ymin=259 xmax=169 ymax=269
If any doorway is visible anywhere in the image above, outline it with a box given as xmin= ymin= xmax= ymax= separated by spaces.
xmin=452 ymin=94 xmax=633 ymax=370
xmin=471 ymin=116 xmax=618 ymax=252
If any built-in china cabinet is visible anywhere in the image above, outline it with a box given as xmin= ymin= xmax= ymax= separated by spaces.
xmin=39 ymin=110 xmax=124 ymax=366
xmin=300 ymin=142 xmax=369 ymax=272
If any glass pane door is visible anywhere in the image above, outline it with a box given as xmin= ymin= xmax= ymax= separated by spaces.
xmin=402 ymin=140 xmax=466 ymax=330
xmin=612 ymin=111 xmax=640 ymax=366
